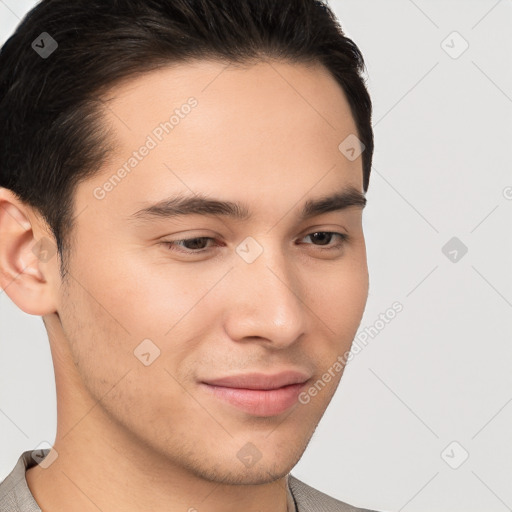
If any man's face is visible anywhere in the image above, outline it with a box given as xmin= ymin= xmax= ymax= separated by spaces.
xmin=53 ymin=59 xmax=369 ymax=484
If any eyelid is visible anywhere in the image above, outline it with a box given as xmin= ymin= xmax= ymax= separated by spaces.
xmin=160 ymin=229 xmax=350 ymax=255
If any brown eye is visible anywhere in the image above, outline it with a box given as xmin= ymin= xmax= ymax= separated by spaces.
xmin=301 ymin=231 xmax=349 ymax=250
xmin=162 ymin=237 xmax=218 ymax=253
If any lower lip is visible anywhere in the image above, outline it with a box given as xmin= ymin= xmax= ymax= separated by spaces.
xmin=200 ymin=382 xmax=307 ymax=417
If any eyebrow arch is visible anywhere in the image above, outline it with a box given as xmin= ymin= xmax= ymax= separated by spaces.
xmin=129 ymin=185 xmax=366 ymax=223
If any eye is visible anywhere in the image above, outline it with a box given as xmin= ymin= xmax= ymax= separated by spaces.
xmin=160 ymin=231 xmax=349 ymax=255
xmin=300 ymin=231 xmax=349 ymax=250
xmin=161 ymin=237 xmax=218 ymax=254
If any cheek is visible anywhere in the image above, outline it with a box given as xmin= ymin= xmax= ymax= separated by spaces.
xmin=56 ymin=247 xmax=160 ymax=395
xmin=69 ymin=244 xmax=181 ymax=338
xmin=59 ymin=267 xmax=193 ymax=427
xmin=331 ymin=271 xmax=368 ymax=327
xmin=64 ymin=247 xmax=223 ymax=389
xmin=307 ymin=258 xmax=368 ymax=336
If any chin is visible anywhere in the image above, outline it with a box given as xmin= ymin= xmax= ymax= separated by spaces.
xmin=184 ymin=448 xmax=301 ymax=486
xmin=205 ymin=464 xmax=291 ymax=486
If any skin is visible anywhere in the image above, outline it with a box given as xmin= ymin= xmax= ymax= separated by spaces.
xmin=0 ymin=58 xmax=369 ymax=512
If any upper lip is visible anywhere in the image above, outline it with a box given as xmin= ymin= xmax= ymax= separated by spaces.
xmin=202 ymin=370 xmax=311 ymax=390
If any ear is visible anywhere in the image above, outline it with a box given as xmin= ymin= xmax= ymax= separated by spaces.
xmin=0 ymin=187 xmax=60 ymax=316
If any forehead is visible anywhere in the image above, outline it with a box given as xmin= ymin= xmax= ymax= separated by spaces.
xmin=78 ymin=59 xmax=363 ymax=223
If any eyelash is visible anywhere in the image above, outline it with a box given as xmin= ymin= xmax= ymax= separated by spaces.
xmin=161 ymin=231 xmax=350 ymax=255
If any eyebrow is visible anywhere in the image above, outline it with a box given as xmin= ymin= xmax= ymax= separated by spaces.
xmin=129 ymin=185 xmax=366 ymax=223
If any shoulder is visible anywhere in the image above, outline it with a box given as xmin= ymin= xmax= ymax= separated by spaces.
xmin=288 ymin=474 xmax=380 ymax=512
xmin=0 ymin=450 xmax=43 ymax=512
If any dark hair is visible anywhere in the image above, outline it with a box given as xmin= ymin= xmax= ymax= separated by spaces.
xmin=0 ymin=0 xmax=373 ymax=279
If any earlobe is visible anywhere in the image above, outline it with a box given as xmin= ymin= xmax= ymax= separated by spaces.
xmin=0 ymin=188 xmax=59 ymax=316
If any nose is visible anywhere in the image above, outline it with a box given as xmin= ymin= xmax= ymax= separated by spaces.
xmin=221 ymin=238 xmax=308 ymax=349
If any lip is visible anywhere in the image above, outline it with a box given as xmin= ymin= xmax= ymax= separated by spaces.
xmin=200 ymin=371 xmax=312 ymax=417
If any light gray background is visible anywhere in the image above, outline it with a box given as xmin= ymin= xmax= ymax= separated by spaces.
xmin=1 ymin=1 xmax=511 ymax=511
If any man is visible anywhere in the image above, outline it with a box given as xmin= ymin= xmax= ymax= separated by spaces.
xmin=0 ymin=0 xmax=377 ymax=510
